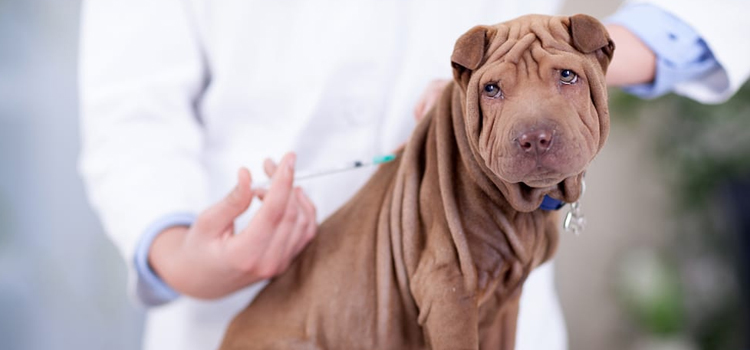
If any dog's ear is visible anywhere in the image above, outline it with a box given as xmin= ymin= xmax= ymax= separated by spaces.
xmin=568 ymin=14 xmax=615 ymax=71
xmin=451 ymin=25 xmax=492 ymax=88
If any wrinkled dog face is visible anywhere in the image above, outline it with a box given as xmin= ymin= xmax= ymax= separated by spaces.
xmin=452 ymin=14 xmax=614 ymax=210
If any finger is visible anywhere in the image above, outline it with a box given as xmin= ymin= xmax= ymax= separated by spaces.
xmin=276 ymin=188 xmax=311 ymax=261
xmin=419 ymin=96 xmax=437 ymax=120
xmin=237 ymin=186 xmax=314 ymax=278
xmin=390 ymin=143 xmax=406 ymax=154
xmin=229 ymin=153 xmax=296 ymax=258
xmin=249 ymin=153 xmax=296 ymax=232
xmin=272 ymin=187 xmax=307 ymax=266
xmin=294 ymin=188 xmax=317 ymax=240
xmin=290 ymin=188 xmax=318 ymax=256
xmin=195 ymin=167 xmax=254 ymax=235
xmin=263 ymin=158 xmax=278 ymax=178
xmin=416 ymin=79 xmax=450 ymax=121
xmin=254 ymin=188 xmax=268 ymax=200
xmin=413 ymin=98 xmax=426 ymax=121
xmin=240 ymin=183 xmax=303 ymax=277
xmin=414 ymin=80 xmax=436 ymax=120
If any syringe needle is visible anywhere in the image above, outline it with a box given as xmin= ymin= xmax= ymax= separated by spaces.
xmin=253 ymin=154 xmax=397 ymax=189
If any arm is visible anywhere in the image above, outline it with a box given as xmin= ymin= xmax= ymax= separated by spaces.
xmin=603 ymin=24 xmax=656 ymax=87
xmin=605 ymin=1 xmax=750 ymax=103
xmin=80 ymin=0 xmax=317 ymax=305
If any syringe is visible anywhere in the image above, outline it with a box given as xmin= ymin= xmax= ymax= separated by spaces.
xmin=254 ymin=154 xmax=397 ymax=188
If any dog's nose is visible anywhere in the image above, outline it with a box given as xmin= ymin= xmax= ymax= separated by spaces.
xmin=516 ymin=128 xmax=554 ymax=154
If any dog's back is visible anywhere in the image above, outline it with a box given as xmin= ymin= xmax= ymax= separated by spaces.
xmin=220 ymin=147 xmax=426 ymax=350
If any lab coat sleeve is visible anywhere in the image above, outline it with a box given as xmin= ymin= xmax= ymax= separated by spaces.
xmin=133 ymin=213 xmax=196 ymax=305
xmin=617 ymin=0 xmax=750 ymax=104
xmin=606 ymin=4 xmax=719 ymax=100
xmin=78 ymin=0 xmax=210 ymax=304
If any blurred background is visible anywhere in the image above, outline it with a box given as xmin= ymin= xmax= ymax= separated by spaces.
xmin=0 ymin=0 xmax=747 ymax=349
xmin=0 ymin=0 xmax=143 ymax=349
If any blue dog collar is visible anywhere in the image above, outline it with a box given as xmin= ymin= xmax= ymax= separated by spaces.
xmin=540 ymin=195 xmax=565 ymax=211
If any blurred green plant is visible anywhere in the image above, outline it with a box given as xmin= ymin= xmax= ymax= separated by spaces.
xmin=655 ymin=83 xmax=750 ymax=208
xmin=611 ymin=82 xmax=750 ymax=206
xmin=612 ymin=81 xmax=750 ymax=350
xmin=616 ymin=248 xmax=685 ymax=335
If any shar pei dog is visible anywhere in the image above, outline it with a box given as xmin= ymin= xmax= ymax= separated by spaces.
xmin=220 ymin=13 xmax=614 ymax=350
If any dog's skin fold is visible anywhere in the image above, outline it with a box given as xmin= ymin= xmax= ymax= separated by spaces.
xmin=220 ymin=14 xmax=613 ymax=350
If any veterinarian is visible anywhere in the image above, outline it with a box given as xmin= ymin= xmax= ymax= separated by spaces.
xmin=79 ymin=1 xmax=749 ymax=349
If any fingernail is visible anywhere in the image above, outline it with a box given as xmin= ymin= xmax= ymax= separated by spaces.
xmin=287 ymin=154 xmax=296 ymax=175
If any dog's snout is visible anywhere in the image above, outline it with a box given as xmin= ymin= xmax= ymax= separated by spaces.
xmin=516 ymin=128 xmax=554 ymax=154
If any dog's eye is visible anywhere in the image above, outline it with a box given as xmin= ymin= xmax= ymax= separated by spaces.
xmin=483 ymin=83 xmax=502 ymax=98
xmin=560 ymin=69 xmax=578 ymax=84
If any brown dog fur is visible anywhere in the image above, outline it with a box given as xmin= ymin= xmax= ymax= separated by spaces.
xmin=219 ymin=14 xmax=614 ymax=350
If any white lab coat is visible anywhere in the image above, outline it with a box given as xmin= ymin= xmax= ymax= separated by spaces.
xmin=78 ymin=1 xmax=748 ymax=350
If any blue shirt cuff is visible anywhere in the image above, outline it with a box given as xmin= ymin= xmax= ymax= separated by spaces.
xmin=134 ymin=212 xmax=196 ymax=306
xmin=606 ymin=3 xmax=721 ymax=99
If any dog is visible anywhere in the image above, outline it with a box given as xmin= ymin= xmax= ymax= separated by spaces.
xmin=219 ymin=14 xmax=614 ymax=350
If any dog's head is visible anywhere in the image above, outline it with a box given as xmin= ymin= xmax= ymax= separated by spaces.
xmin=451 ymin=14 xmax=614 ymax=212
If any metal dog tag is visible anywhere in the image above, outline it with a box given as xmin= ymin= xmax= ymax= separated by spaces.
xmin=563 ymin=201 xmax=586 ymax=235
xmin=563 ymin=178 xmax=586 ymax=235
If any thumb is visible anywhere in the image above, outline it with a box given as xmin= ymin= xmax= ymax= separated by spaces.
xmin=195 ymin=167 xmax=254 ymax=235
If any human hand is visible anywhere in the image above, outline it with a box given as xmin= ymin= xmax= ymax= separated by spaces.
xmin=149 ymin=153 xmax=318 ymax=299
xmin=413 ymin=79 xmax=450 ymax=121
